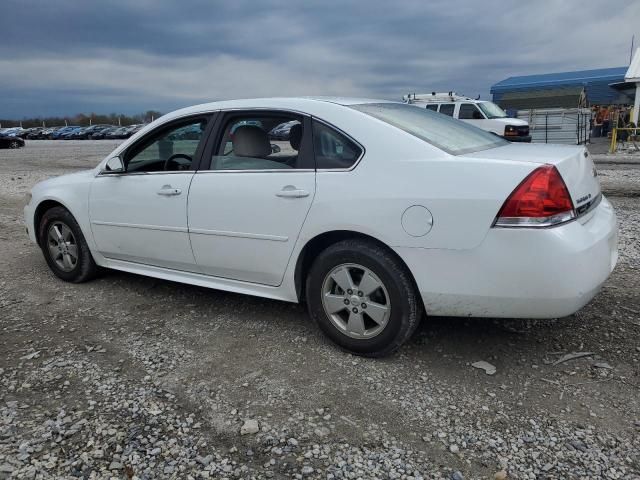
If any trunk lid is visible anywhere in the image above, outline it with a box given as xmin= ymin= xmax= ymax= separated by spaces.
xmin=464 ymin=143 xmax=601 ymax=220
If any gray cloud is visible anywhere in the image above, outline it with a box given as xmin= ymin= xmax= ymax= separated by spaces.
xmin=1 ymin=0 xmax=638 ymax=117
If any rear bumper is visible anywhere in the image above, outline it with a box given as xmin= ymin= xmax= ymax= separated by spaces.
xmin=396 ymin=196 xmax=618 ymax=318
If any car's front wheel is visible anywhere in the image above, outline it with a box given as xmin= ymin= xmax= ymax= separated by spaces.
xmin=38 ymin=206 xmax=98 ymax=283
xmin=9 ymin=140 xmax=21 ymax=149
xmin=306 ymin=239 xmax=422 ymax=357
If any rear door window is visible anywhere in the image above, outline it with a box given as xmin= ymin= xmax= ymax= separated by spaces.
xmin=210 ymin=113 xmax=308 ymax=170
xmin=425 ymin=104 xmax=438 ymax=111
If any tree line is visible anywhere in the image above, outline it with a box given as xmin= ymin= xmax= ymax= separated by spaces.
xmin=0 ymin=111 xmax=163 ymax=129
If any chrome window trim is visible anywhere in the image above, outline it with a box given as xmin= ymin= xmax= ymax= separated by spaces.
xmin=97 ymin=112 xmax=217 ymax=177
xmin=195 ymin=169 xmax=315 ymax=174
xmin=200 ymin=110 xmax=366 ymax=173
xmin=97 ymin=170 xmax=195 ymax=177
xmin=207 ymin=108 xmax=312 ymax=172
xmin=98 ymin=107 xmax=367 ymax=175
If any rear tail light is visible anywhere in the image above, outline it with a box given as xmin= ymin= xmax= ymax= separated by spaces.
xmin=493 ymin=164 xmax=575 ymax=227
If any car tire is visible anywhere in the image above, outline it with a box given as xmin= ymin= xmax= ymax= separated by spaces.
xmin=38 ymin=206 xmax=99 ymax=283
xmin=306 ymin=239 xmax=423 ymax=357
xmin=9 ymin=140 xmax=21 ymax=149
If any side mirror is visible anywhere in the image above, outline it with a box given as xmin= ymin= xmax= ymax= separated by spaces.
xmin=102 ymin=156 xmax=124 ymax=174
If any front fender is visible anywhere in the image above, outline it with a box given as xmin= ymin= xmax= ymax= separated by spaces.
xmin=28 ymin=171 xmax=97 ymax=252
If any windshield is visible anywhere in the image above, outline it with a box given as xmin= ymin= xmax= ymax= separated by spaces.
xmin=478 ymin=101 xmax=508 ymax=119
xmin=351 ymin=103 xmax=507 ymax=155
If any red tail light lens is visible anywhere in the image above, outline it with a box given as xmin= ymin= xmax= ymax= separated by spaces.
xmin=494 ymin=164 xmax=575 ymax=227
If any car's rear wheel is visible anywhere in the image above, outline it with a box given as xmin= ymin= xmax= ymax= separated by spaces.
xmin=38 ymin=206 xmax=98 ymax=283
xmin=9 ymin=140 xmax=21 ymax=149
xmin=306 ymin=239 xmax=422 ymax=357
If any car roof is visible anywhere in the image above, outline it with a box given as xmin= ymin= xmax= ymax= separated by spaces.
xmin=161 ymin=97 xmax=396 ymax=122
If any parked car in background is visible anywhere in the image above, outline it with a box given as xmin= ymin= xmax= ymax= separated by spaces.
xmin=24 ymin=97 xmax=617 ymax=357
xmin=0 ymin=133 xmax=25 ymax=149
xmin=72 ymin=125 xmax=113 ymax=139
xmin=105 ymin=127 xmax=129 ymax=139
xmin=102 ymin=125 xmax=143 ymax=139
xmin=269 ymin=120 xmax=299 ymax=140
xmin=0 ymin=127 xmax=27 ymax=138
xmin=26 ymin=128 xmax=46 ymax=139
xmin=59 ymin=127 xmax=84 ymax=140
xmin=66 ymin=128 xmax=87 ymax=140
xmin=120 ymin=124 xmax=144 ymax=138
xmin=51 ymin=126 xmax=81 ymax=140
xmin=91 ymin=127 xmax=119 ymax=139
xmin=404 ymin=92 xmax=531 ymax=142
xmin=40 ymin=127 xmax=64 ymax=139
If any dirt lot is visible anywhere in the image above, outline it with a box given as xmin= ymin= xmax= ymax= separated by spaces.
xmin=1 ymin=141 xmax=639 ymax=479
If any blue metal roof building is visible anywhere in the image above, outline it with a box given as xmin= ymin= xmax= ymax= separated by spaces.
xmin=491 ymin=67 xmax=632 ymax=108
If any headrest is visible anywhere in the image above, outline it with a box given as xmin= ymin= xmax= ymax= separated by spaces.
xmin=232 ymin=125 xmax=271 ymax=158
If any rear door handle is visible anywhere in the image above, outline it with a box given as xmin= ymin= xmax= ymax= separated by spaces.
xmin=157 ymin=185 xmax=182 ymax=196
xmin=276 ymin=186 xmax=310 ymax=198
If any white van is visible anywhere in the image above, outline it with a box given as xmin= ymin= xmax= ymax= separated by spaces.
xmin=403 ymin=92 xmax=531 ymax=142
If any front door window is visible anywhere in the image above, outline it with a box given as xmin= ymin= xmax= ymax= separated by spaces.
xmin=125 ymin=119 xmax=208 ymax=173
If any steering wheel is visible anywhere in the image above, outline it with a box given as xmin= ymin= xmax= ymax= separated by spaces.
xmin=163 ymin=153 xmax=192 ymax=171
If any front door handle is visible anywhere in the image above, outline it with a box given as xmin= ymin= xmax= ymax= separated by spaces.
xmin=157 ymin=185 xmax=182 ymax=196
xmin=276 ymin=186 xmax=310 ymax=198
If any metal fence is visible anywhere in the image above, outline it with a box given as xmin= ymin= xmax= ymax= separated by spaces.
xmin=516 ymin=108 xmax=591 ymax=144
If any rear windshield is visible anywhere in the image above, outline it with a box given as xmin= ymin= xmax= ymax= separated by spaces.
xmin=350 ymin=103 xmax=507 ymax=155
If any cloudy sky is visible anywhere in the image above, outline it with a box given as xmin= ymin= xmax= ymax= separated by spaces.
xmin=1 ymin=0 xmax=638 ymax=118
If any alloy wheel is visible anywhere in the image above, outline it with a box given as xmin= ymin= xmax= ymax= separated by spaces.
xmin=321 ymin=263 xmax=391 ymax=339
xmin=47 ymin=222 xmax=78 ymax=272
xmin=9 ymin=141 xmax=20 ymax=149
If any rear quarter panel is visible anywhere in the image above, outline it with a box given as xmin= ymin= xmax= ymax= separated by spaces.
xmin=299 ymin=108 xmax=537 ymax=251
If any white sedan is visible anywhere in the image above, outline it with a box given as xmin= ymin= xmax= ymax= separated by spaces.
xmin=24 ymin=98 xmax=618 ymax=357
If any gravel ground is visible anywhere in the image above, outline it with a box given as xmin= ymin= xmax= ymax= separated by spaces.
xmin=1 ymin=141 xmax=639 ymax=480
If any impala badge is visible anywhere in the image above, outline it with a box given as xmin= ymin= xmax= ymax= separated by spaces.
xmin=576 ymin=193 xmax=592 ymax=204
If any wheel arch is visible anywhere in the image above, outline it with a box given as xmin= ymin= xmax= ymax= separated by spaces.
xmin=293 ymin=230 xmax=422 ymax=306
xmin=33 ymin=199 xmax=72 ymax=247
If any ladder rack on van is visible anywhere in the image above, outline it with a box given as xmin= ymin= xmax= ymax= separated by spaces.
xmin=402 ymin=92 xmax=476 ymax=104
